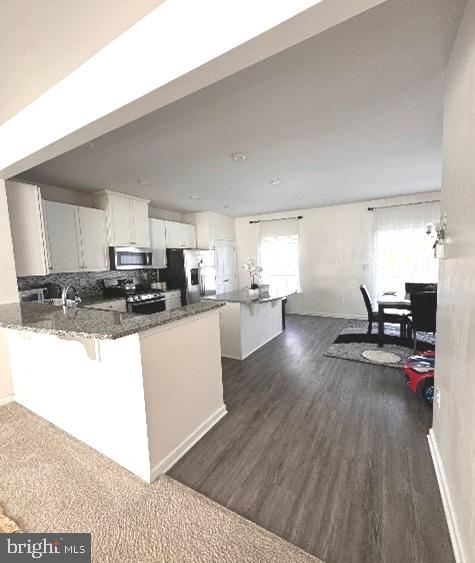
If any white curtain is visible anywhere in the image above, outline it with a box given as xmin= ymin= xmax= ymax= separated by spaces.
xmin=259 ymin=219 xmax=300 ymax=293
xmin=372 ymin=201 xmax=440 ymax=299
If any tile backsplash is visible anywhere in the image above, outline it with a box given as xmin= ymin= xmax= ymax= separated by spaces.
xmin=17 ymin=269 xmax=160 ymax=299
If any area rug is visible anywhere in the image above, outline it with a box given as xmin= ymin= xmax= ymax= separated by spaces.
xmin=0 ymin=402 xmax=323 ymax=563
xmin=324 ymin=320 xmax=435 ymax=368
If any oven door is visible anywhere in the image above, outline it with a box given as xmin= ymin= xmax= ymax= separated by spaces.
xmin=110 ymin=247 xmax=153 ymax=270
xmin=128 ymin=298 xmax=166 ymax=315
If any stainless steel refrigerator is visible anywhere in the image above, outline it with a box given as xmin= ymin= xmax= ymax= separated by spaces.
xmin=166 ymin=249 xmax=216 ymax=305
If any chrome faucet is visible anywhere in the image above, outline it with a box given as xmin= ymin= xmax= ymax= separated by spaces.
xmin=61 ymin=284 xmax=82 ymax=307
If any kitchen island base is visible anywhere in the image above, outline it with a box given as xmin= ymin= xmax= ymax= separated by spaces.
xmin=218 ymin=300 xmax=283 ymax=360
xmin=6 ymin=309 xmax=226 ymax=482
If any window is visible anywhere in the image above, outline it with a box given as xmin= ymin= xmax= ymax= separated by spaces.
xmin=373 ymin=202 xmax=440 ymax=299
xmin=259 ymin=219 xmax=300 ymax=293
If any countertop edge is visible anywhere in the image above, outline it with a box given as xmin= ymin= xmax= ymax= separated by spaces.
xmin=0 ymin=302 xmax=225 ymax=341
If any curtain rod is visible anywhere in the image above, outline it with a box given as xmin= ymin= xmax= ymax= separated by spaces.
xmin=368 ymin=200 xmax=440 ymax=212
xmin=249 ymin=215 xmax=303 ymax=225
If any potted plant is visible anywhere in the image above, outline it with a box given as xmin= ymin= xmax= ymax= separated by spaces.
xmin=242 ymin=257 xmax=262 ymax=298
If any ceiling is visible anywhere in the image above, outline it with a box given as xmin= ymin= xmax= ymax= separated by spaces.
xmin=19 ymin=0 xmax=466 ymax=217
xmin=0 ymin=0 xmax=164 ymax=124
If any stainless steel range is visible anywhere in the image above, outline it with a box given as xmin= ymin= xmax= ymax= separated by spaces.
xmin=102 ymin=278 xmax=166 ymax=315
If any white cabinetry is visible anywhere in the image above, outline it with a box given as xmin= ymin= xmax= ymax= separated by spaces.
xmin=149 ymin=218 xmax=167 ymax=268
xmin=6 ymin=181 xmax=49 ymax=276
xmin=93 ymin=190 xmax=151 ymax=248
xmin=165 ymin=221 xmax=196 ymax=249
xmin=164 ymin=290 xmax=182 ymax=311
xmin=43 ymin=201 xmax=81 ymax=273
xmin=6 ymin=181 xmax=107 ymax=275
xmin=130 ymin=199 xmax=150 ymax=247
xmin=77 ymin=207 xmax=107 ymax=271
xmin=43 ymin=201 xmax=107 ymax=273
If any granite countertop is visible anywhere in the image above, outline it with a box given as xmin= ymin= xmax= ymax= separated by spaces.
xmin=204 ymin=288 xmax=296 ymax=305
xmin=0 ymin=301 xmax=224 ymax=340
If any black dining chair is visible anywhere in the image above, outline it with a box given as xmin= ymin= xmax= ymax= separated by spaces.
xmin=360 ymin=284 xmax=410 ymax=340
xmin=408 ymin=291 xmax=437 ymax=353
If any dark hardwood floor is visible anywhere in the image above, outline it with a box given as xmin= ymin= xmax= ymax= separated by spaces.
xmin=169 ymin=315 xmax=453 ymax=563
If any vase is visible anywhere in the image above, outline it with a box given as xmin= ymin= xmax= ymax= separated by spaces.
xmin=248 ymin=288 xmax=259 ymax=298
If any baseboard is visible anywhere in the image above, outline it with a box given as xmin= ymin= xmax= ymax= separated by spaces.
xmin=0 ymin=394 xmax=14 ymax=407
xmin=150 ymin=405 xmax=227 ymax=481
xmin=290 ymin=312 xmax=366 ymax=321
xmin=428 ymin=429 xmax=466 ymax=563
xmin=241 ymin=330 xmax=282 ymax=360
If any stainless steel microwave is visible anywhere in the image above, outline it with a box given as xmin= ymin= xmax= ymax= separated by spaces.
xmin=109 ymin=246 xmax=153 ymax=270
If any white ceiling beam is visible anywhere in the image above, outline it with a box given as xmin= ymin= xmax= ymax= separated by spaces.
xmin=0 ymin=0 xmax=388 ymax=179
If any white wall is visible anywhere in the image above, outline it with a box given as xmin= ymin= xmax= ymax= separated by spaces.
xmin=0 ymin=0 xmax=165 ymax=125
xmin=0 ymin=178 xmax=19 ymax=403
xmin=195 ymin=211 xmax=236 ymax=249
xmin=432 ymin=2 xmax=475 ymax=562
xmin=235 ymin=191 xmax=440 ymax=318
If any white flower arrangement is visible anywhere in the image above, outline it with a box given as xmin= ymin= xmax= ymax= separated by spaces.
xmin=242 ymin=257 xmax=263 ymax=289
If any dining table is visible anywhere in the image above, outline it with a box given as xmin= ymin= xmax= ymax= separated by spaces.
xmin=377 ymin=294 xmax=411 ymax=348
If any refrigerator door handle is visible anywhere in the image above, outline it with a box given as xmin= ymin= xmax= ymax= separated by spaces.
xmin=198 ymin=264 xmax=204 ymax=296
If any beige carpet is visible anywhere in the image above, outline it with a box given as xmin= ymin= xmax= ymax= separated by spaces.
xmin=0 ymin=403 xmax=323 ymax=563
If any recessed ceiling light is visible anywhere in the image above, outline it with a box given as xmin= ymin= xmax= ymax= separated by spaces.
xmin=190 ymin=195 xmax=200 ymax=200
xmin=231 ymin=152 xmax=247 ymax=161
xmin=137 ymin=179 xmax=152 ymax=186
xmin=270 ymin=178 xmax=282 ymax=185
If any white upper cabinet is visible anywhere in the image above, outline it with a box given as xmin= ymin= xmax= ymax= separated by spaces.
xmin=76 ymin=207 xmax=107 ymax=271
xmin=43 ymin=200 xmax=82 ymax=273
xmin=149 ymin=218 xmax=167 ymax=268
xmin=6 ymin=181 xmax=108 ymax=276
xmin=107 ymin=194 xmax=131 ymax=246
xmin=165 ymin=221 xmax=196 ymax=249
xmin=130 ymin=199 xmax=150 ymax=247
xmin=93 ymin=190 xmax=151 ymax=248
xmin=6 ymin=181 xmax=49 ymax=276
xmin=44 ymin=201 xmax=107 ymax=273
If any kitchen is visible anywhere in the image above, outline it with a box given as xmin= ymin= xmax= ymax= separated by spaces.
xmin=0 ymin=180 xmax=292 ymax=482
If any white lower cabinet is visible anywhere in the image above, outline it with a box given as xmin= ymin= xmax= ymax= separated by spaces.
xmin=164 ymin=290 xmax=182 ymax=311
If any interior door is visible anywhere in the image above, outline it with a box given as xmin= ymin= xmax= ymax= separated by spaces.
xmin=43 ymin=200 xmax=81 ymax=273
xmin=77 ymin=207 xmax=107 ymax=271
xmin=214 ymin=239 xmax=237 ymax=294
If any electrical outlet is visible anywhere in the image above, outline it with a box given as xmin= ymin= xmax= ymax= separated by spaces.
xmin=436 ymin=387 xmax=441 ymax=408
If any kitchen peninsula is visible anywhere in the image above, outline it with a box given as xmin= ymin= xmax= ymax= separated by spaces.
xmin=0 ymin=300 xmax=226 ymax=482
xmin=205 ymin=288 xmax=296 ymax=360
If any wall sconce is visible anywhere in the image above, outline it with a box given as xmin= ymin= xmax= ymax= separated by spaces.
xmin=426 ymin=212 xmax=447 ymax=259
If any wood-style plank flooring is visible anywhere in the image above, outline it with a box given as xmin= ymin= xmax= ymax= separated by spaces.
xmin=169 ymin=315 xmax=453 ymax=563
